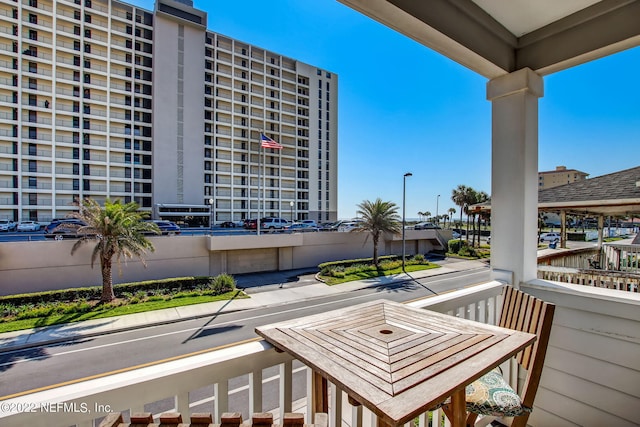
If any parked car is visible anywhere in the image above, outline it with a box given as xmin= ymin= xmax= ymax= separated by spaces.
xmin=453 ymin=231 xmax=461 ymax=239
xmin=219 ymin=221 xmax=236 ymax=228
xmin=0 ymin=219 xmax=17 ymax=232
xmin=539 ymin=232 xmax=560 ymax=243
xmin=300 ymin=219 xmax=318 ymax=227
xmin=414 ymin=222 xmax=441 ymax=230
xmin=146 ymin=220 xmax=181 ymax=235
xmin=260 ymin=217 xmax=289 ymax=230
xmin=243 ymin=219 xmax=257 ymax=230
xmin=285 ymin=223 xmax=319 ymax=232
xmin=17 ymin=221 xmax=41 ymax=232
xmin=337 ymin=221 xmax=363 ymax=232
xmin=44 ymin=219 xmax=88 ymax=239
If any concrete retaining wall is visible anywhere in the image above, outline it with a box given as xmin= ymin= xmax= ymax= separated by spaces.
xmin=0 ymin=231 xmax=441 ymax=295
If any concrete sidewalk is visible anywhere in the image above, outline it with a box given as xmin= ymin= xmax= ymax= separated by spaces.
xmin=0 ymin=259 xmax=488 ymax=353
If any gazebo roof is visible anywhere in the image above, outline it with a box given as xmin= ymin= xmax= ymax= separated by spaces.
xmin=538 ymin=166 xmax=640 ymax=215
xmin=338 ymin=0 xmax=640 ymax=79
xmin=472 ymin=166 xmax=640 ymax=216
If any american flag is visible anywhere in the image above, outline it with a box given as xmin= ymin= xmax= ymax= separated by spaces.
xmin=260 ymin=133 xmax=283 ymax=150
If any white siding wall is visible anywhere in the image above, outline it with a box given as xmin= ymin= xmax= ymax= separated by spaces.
xmin=522 ymin=281 xmax=640 ymax=427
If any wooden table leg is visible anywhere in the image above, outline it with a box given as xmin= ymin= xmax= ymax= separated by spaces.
xmin=450 ymin=388 xmax=467 ymax=427
xmin=312 ymin=371 xmax=328 ymax=416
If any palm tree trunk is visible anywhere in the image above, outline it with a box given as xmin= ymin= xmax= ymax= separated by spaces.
xmin=100 ymin=258 xmax=115 ymax=302
xmin=466 ymin=214 xmax=470 ymax=246
xmin=459 ymin=210 xmax=464 ymax=245
xmin=373 ymin=234 xmax=379 ymax=266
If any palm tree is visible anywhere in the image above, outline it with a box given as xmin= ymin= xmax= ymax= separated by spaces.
xmin=69 ymin=198 xmax=160 ymax=302
xmin=355 ymin=198 xmax=401 ymax=266
xmin=447 ymin=208 xmax=456 ymax=228
xmin=451 ymin=185 xmax=469 ymax=244
xmin=423 ymin=211 xmax=431 ymax=222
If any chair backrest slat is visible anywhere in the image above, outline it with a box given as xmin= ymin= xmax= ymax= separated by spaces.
xmin=499 ymin=286 xmax=555 ymax=378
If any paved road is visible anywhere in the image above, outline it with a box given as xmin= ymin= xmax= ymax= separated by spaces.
xmin=0 ymin=266 xmax=490 ymax=398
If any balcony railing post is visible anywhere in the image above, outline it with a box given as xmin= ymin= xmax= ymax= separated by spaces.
xmin=280 ymin=360 xmax=293 ymax=417
xmin=175 ymin=391 xmax=190 ymax=420
xmin=249 ymin=369 xmax=263 ymax=414
xmin=214 ymin=381 xmax=229 ymax=422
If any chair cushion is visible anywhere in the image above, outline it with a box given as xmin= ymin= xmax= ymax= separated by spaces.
xmin=465 ymin=370 xmax=532 ymax=417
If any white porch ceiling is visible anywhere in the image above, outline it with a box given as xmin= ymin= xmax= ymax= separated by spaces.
xmin=471 ymin=0 xmax=602 ymax=37
xmin=338 ymin=0 xmax=640 ymax=78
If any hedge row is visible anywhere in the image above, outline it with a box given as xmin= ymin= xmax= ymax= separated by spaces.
xmin=0 ymin=276 xmax=216 ymax=306
xmin=318 ymin=255 xmax=400 ymax=270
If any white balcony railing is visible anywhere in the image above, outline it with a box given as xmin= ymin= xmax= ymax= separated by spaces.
xmin=2 ymin=279 xmax=638 ymax=427
xmin=0 ymin=282 xmax=505 ymax=427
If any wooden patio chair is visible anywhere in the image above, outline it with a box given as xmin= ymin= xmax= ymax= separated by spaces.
xmin=442 ymin=285 xmax=555 ymax=427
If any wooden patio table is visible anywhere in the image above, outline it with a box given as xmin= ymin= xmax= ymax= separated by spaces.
xmin=256 ymin=299 xmax=536 ymax=427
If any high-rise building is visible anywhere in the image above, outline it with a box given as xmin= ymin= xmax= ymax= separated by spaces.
xmin=0 ymin=0 xmax=338 ymax=226
xmin=538 ymin=166 xmax=588 ymax=190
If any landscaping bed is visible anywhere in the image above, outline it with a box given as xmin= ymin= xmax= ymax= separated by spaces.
xmin=0 ymin=274 xmax=243 ymax=333
xmin=318 ymin=254 xmax=440 ymax=285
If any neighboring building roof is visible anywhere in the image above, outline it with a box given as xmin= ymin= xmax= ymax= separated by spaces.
xmin=472 ymin=166 xmax=640 ymax=215
xmin=538 ymin=166 xmax=640 ymax=214
xmin=538 ymin=166 xmax=588 ymax=177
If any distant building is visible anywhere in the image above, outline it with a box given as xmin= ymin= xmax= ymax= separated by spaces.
xmin=0 ymin=0 xmax=338 ymax=226
xmin=538 ymin=166 xmax=589 ymax=190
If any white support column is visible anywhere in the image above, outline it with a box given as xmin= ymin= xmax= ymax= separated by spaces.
xmin=487 ymin=68 xmax=544 ymax=287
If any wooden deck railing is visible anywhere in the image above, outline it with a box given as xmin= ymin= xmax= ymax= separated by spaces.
xmin=0 ymin=282 xmax=506 ymax=427
xmin=537 ymin=265 xmax=640 ymax=292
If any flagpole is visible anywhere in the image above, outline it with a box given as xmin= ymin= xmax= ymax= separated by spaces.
xmin=262 ymin=139 xmax=266 ymax=221
xmin=257 ymin=130 xmax=261 ymax=236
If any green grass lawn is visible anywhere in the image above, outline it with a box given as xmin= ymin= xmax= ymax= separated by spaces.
xmin=319 ymin=263 xmax=440 ymax=286
xmin=0 ymin=290 xmax=246 ymax=334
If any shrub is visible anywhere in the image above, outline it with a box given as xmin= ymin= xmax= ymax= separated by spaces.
xmin=448 ymin=239 xmax=468 ymax=254
xmin=208 ymin=273 xmax=236 ymax=294
xmin=344 ymin=263 xmax=376 ymax=275
xmin=458 ymin=246 xmax=477 ymax=257
xmin=0 ymin=276 xmax=218 ymax=306
xmin=411 ymin=254 xmax=426 ymax=263
xmin=318 ymin=255 xmax=399 ymax=271
xmin=379 ymin=259 xmax=402 ymax=270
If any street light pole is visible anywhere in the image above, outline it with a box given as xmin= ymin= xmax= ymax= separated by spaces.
xmin=402 ymin=172 xmax=412 ymax=273
xmin=289 ymin=201 xmax=294 ymax=222
xmin=436 ymin=194 xmax=440 ymax=226
xmin=208 ymin=198 xmax=214 ymax=231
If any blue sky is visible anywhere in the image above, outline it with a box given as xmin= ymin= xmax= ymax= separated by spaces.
xmin=129 ymin=0 xmax=639 ymax=220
